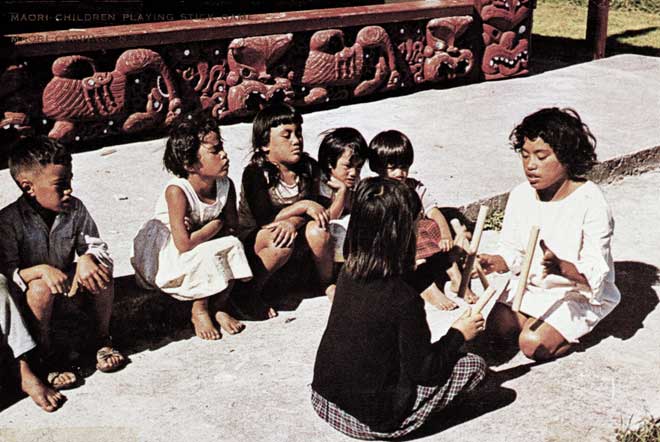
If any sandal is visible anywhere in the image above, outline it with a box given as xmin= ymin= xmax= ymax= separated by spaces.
xmin=96 ymin=346 xmax=127 ymax=373
xmin=47 ymin=370 xmax=79 ymax=390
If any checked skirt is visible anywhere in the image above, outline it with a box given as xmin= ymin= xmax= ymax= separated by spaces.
xmin=311 ymin=353 xmax=487 ymax=440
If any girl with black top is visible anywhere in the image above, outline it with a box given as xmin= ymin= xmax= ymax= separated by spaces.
xmin=237 ymin=104 xmax=333 ymax=317
xmin=312 ymin=177 xmax=487 ymax=439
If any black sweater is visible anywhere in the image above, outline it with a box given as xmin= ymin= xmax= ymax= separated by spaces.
xmin=312 ymin=270 xmax=466 ymax=432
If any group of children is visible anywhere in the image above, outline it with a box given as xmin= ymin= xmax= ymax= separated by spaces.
xmin=0 ymin=104 xmax=620 ymax=441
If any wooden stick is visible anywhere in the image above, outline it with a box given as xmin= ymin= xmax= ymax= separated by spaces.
xmin=457 ymin=205 xmax=489 ymax=298
xmin=475 ymin=265 xmax=490 ymax=289
xmin=511 ymin=225 xmax=540 ymax=312
xmin=472 ymin=285 xmax=497 ymax=314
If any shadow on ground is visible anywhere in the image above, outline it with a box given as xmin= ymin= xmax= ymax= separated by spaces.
xmin=530 ymin=29 xmax=660 ymax=75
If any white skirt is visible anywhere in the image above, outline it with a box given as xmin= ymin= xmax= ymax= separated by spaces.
xmin=132 ymin=219 xmax=253 ymax=301
xmin=495 ymin=274 xmax=619 ymax=343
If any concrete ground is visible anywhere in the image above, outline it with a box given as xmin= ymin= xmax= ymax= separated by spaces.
xmin=0 ymin=54 xmax=659 ymax=441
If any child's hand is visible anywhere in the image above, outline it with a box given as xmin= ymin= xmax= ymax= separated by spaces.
xmin=183 ymin=216 xmax=193 ymax=232
xmin=326 ymin=176 xmax=348 ymax=193
xmin=451 ymin=307 xmax=485 ymax=341
xmin=265 ymin=220 xmax=297 ymax=248
xmin=37 ymin=264 xmax=70 ymax=295
xmin=478 ymin=254 xmax=509 ymax=274
xmin=438 ymin=238 xmax=453 ymax=252
xmin=304 ymin=202 xmax=330 ymax=230
xmin=75 ymin=254 xmax=111 ymax=294
xmin=540 ymin=240 xmax=561 ymax=278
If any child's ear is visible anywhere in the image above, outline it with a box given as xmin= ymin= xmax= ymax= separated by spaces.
xmin=19 ymin=178 xmax=34 ymax=196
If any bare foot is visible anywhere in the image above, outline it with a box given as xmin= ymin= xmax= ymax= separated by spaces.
xmin=215 ymin=311 xmax=246 ymax=335
xmin=462 ymin=286 xmax=479 ymax=304
xmin=447 ymin=263 xmax=462 ymax=293
xmin=421 ymin=283 xmax=458 ymax=311
xmin=20 ymin=360 xmax=66 ymax=412
xmin=325 ymin=284 xmax=336 ymax=303
xmin=46 ymin=371 xmax=78 ymax=390
xmin=191 ymin=310 xmax=222 ymax=340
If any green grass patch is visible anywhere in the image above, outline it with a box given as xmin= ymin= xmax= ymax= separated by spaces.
xmin=534 ymin=0 xmax=660 ymax=49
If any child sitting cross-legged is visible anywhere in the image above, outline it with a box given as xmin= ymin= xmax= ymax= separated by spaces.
xmin=0 ymin=136 xmax=126 ymax=390
xmin=132 ymin=114 xmax=253 ymax=340
xmin=368 ymin=130 xmax=478 ymax=310
xmin=311 ymin=177 xmax=487 ymax=439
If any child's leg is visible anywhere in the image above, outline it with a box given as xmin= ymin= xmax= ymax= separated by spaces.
xmin=421 ymin=283 xmax=458 ymax=311
xmin=191 ymin=297 xmax=221 ymax=340
xmin=415 ymin=254 xmax=457 ymax=311
xmin=25 ymin=279 xmax=57 ymax=352
xmin=518 ymin=318 xmax=572 ymax=361
xmin=211 ymin=282 xmax=245 ymax=335
xmin=88 ymin=279 xmax=128 ymax=369
xmin=18 ymin=356 xmax=66 ymax=412
xmin=305 ymin=221 xmax=333 ymax=285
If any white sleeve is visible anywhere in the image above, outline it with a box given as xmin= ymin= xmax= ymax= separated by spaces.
xmin=416 ymin=183 xmax=438 ymax=216
xmin=573 ymin=193 xmax=614 ymax=304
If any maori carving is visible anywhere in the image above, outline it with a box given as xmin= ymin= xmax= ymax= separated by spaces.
xmin=222 ymin=34 xmax=295 ymax=119
xmin=477 ymin=0 xmax=531 ymax=80
xmin=0 ymin=63 xmax=37 ymax=136
xmin=176 ymin=53 xmax=229 ymax=120
xmin=42 ymin=48 xmax=181 ymax=142
xmin=301 ymin=26 xmax=400 ymax=105
xmin=398 ymin=17 xmax=475 ymax=85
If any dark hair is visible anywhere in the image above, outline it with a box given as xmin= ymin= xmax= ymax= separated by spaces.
xmin=249 ymin=103 xmax=309 ymax=187
xmin=368 ymin=130 xmax=414 ymax=175
xmin=344 ymin=177 xmax=421 ymax=280
xmin=510 ymin=107 xmax=597 ymax=179
xmin=9 ymin=135 xmax=71 ymax=182
xmin=164 ymin=112 xmax=221 ymax=178
xmin=317 ymin=127 xmax=368 ymax=175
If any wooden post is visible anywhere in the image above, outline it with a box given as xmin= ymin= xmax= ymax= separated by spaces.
xmin=457 ymin=205 xmax=489 ymax=298
xmin=586 ymin=0 xmax=610 ymax=59
xmin=511 ymin=226 xmax=540 ymax=312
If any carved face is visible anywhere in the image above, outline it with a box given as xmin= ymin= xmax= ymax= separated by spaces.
xmin=422 ymin=16 xmax=475 ymax=82
xmin=482 ymin=23 xmax=529 ymax=79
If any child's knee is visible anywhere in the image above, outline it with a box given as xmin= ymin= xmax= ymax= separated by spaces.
xmin=305 ymin=222 xmax=331 ymax=247
xmin=518 ymin=330 xmax=544 ymax=360
xmin=27 ymin=280 xmax=55 ymax=300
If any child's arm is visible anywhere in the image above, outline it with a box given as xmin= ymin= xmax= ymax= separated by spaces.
xmin=325 ymin=176 xmax=349 ymax=220
xmin=166 ymin=185 xmax=222 ymax=253
xmin=426 ymin=207 xmax=453 ymax=252
xmin=274 ymin=200 xmax=329 ymax=230
xmin=18 ymin=265 xmax=70 ymax=294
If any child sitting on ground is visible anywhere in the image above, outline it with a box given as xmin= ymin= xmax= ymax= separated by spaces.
xmin=316 ymin=127 xmax=368 ymax=299
xmin=237 ymin=103 xmax=333 ymax=317
xmin=368 ymin=129 xmax=477 ymax=310
xmin=1 ymin=275 xmax=65 ymax=412
xmin=0 ymin=136 xmax=126 ymax=390
xmin=132 ymin=114 xmax=253 ymax=340
xmin=312 ymin=177 xmax=487 ymax=439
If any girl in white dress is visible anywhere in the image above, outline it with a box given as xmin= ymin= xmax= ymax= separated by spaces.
xmin=132 ymin=116 xmax=252 ymax=340
xmin=479 ymin=108 xmax=620 ymax=361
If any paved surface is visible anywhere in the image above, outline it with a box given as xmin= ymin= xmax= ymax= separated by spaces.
xmin=0 ymin=55 xmax=659 ymax=441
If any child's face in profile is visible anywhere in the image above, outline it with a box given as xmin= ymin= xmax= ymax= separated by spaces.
xmin=331 ymin=150 xmax=364 ymax=189
xmin=194 ymin=131 xmax=229 ymax=178
xmin=24 ymin=163 xmax=73 ymax=212
xmin=264 ymin=123 xmax=303 ymax=166
xmin=384 ymin=164 xmax=409 ymax=182
xmin=521 ymin=136 xmax=568 ymax=190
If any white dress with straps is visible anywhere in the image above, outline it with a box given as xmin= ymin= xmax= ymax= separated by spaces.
xmin=131 ymin=177 xmax=252 ymax=300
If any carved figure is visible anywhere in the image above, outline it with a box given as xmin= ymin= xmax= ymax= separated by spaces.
xmin=179 ymin=60 xmax=229 ymax=120
xmin=222 ymin=34 xmax=295 ymax=119
xmin=477 ymin=0 xmax=531 ymax=79
xmin=421 ymin=17 xmax=474 ymax=83
xmin=42 ymin=48 xmax=181 ymax=142
xmin=301 ymin=26 xmax=400 ymax=105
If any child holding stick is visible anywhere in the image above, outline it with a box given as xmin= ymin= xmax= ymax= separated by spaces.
xmin=478 ymin=108 xmax=621 ymax=361
xmin=312 ymin=177 xmax=486 ymax=439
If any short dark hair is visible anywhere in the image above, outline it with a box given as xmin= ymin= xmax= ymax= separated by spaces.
xmin=510 ymin=107 xmax=597 ymax=179
xmin=368 ymin=130 xmax=414 ymax=175
xmin=9 ymin=135 xmax=71 ymax=183
xmin=164 ymin=112 xmax=221 ymax=178
xmin=344 ymin=177 xmax=421 ymax=280
xmin=317 ymin=127 xmax=368 ymax=175
xmin=249 ymin=103 xmax=308 ymax=186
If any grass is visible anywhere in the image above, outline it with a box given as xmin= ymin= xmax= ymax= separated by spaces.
xmin=615 ymin=416 xmax=660 ymax=442
xmin=533 ymin=0 xmax=660 ymax=49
